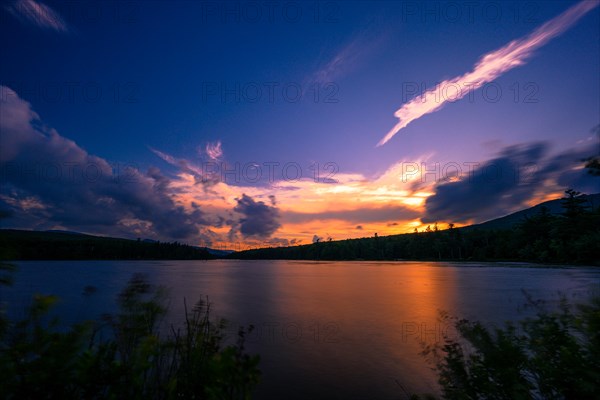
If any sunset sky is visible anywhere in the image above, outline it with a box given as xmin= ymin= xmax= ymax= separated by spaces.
xmin=1 ymin=0 xmax=599 ymax=249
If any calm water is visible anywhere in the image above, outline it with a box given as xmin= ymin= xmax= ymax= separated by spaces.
xmin=3 ymin=260 xmax=600 ymax=399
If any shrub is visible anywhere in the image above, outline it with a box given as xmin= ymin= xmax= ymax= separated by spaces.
xmin=0 ymin=263 xmax=260 ymax=400
xmin=420 ymin=293 xmax=600 ymax=399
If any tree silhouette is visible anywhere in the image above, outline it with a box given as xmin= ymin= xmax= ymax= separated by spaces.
xmin=584 ymin=157 xmax=600 ymax=176
xmin=561 ymin=189 xmax=588 ymax=218
xmin=583 ymin=125 xmax=600 ymax=176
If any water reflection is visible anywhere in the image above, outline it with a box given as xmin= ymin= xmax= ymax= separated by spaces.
xmin=5 ymin=260 xmax=600 ymax=399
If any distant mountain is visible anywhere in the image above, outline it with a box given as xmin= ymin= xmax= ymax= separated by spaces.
xmin=230 ymin=193 xmax=600 ymax=264
xmin=199 ymin=247 xmax=235 ymax=257
xmin=0 ymin=229 xmax=216 ymax=260
xmin=466 ymin=193 xmax=600 ymax=230
xmin=44 ymin=229 xmax=91 ymax=236
xmin=2 ymin=193 xmax=599 ymax=263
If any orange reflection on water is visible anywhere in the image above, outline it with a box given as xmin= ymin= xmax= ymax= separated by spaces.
xmin=267 ymin=261 xmax=459 ymax=397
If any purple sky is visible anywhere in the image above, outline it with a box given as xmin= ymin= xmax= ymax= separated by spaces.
xmin=1 ymin=0 xmax=598 ymax=248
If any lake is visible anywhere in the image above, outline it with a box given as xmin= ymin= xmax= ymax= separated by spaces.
xmin=3 ymin=260 xmax=599 ymax=399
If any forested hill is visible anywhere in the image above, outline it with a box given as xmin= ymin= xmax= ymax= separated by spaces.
xmin=2 ymin=193 xmax=598 ymax=263
xmin=231 ymin=192 xmax=600 ymax=265
xmin=0 ymin=230 xmax=215 ymax=260
xmin=466 ymin=193 xmax=600 ymax=230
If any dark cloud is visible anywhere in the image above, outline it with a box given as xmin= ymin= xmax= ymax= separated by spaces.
xmin=422 ymin=141 xmax=599 ymax=224
xmin=150 ymin=147 xmax=220 ymax=193
xmin=356 ymin=225 xmax=363 ymax=230
xmin=233 ymin=193 xmax=280 ymax=238
xmin=0 ymin=86 xmax=210 ymax=241
xmin=283 ymin=205 xmax=419 ymax=224
xmin=540 ymin=147 xmax=599 ymax=194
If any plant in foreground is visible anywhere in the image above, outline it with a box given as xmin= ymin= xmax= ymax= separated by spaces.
xmin=0 ymin=266 xmax=260 ymax=400
xmin=415 ymin=292 xmax=600 ymax=399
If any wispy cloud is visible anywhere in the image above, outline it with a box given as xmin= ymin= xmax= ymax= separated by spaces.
xmin=308 ymin=21 xmax=387 ymax=85
xmin=378 ymin=0 xmax=599 ymax=146
xmin=283 ymin=205 xmax=419 ymax=224
xmin=5 ymin=0 xmax=69 ymax=32
xmin=310 ymin=37 xmax=365 ymax=84
xmin=205 ymin=141 xmax=223 ymax=160
xmin=149 ymin=147 xmax=220 ymax=191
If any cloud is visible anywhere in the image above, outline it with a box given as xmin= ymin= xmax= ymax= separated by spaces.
xmin=5 ymin=0 xmax=69 ymax=32
xmin=165 ymin=154 xmax=435 ymax=245
xmin=422 ymin=141 xmax=599 ymax=224
xmin=283 ymin=205 xmax=419 ymax=224
xmin=310 ymin=38 xmax=364 ymax=84
xmin=539 ymin=145 xmax=600 ymax=194
xmin=205 ymin=141 xmax=223 ymax=160
xmin=264 ymin=237 xmax=291 ymax=247
xmin=0 ymin=85 xmax=211 ymax=241
xmin=233 ymin=194 xmax=281 ymax=238
xmin=0 ymin=86 xmax=468 ymax=246
xmin=308 ymin=22 xmax=387 ymax=85
xmin=378 ymin=0 xmax=599 ymax=146
xmin=150 ymin=147 xmax=219 ymax=191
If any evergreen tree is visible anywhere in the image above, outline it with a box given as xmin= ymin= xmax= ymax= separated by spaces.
xmin=561 ymin=189 xmax=588 ymax=218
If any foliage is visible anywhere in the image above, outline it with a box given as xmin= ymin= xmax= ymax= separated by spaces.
xmin=0 ymin=267 xmax=260 ymax=399
xmin=584 ymin=157 xmax=600 ymax=176
xmin=560 ymin=189 xmax=589 ymax=218
xmin=232 ymin=191 xmax=600 ymax=265
xmin=0 ymin=230 xmax=215 ymax=260
xmin=419 ymin=294 xmax=600 ymax=400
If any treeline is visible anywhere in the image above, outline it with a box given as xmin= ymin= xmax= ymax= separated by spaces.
xmin=0 ymin=230 xmax=215 ymax=260
xmin=232 ymin=191 xmax=600 ymax=265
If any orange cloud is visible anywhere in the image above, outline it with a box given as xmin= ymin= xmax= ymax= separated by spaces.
xmin=167 ymin=155 xmax=438 ymax=248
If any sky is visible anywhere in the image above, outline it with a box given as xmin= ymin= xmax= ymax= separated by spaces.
xmin=1 ymin=0 xmax=599 ymax=249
